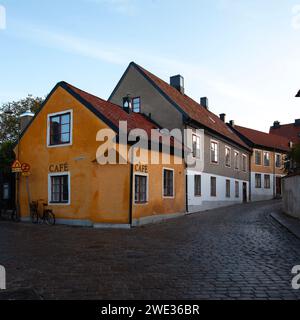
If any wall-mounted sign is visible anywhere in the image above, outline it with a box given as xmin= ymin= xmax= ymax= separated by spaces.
xmin=11 ymin=160 xmax=22 ymax=173
xmin=49 ymin=163 xmax=69 ymax=173
xmin=21 ymin=163 xmax=31 ymax=173
xmin=134 ymin=164 xmax=148 ymax=174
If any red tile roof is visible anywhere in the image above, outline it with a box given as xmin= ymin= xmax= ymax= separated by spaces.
xmin=132 ymin=63 xmax=250 ymax=151
xmin=63 ymin=82 xmax=183 ymax=149
xmin=270 ymin=123 xmax=300 ymax=145
xmin=234 ymin=125 xmax=291 ymax=152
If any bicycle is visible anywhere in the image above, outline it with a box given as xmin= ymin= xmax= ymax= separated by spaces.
xmin=30 ymin=201 xmax=56 ymax=226
xmin=0 ymin=201 xmax=19 ymax=222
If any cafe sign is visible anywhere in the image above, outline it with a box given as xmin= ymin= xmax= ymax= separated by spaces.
xmin=49 ymin=163 xmax=69 ymax=173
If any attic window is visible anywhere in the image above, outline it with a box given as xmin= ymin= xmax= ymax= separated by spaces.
xmin=132 ymin=97 xmax=141 ymax=113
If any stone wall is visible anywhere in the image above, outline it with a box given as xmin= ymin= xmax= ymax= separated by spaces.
xmin=282 ymin=174 xmax=300 ymax=219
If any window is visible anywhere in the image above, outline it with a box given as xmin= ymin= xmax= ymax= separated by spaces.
xmin=48 ymin=111 xmax=72 ymax=146
xmin=194 ymin=175 xmax=201 ymax=196
xmin=264 ymin=152 xmax=270 ymax=166
xmin=234 ymin=151 xmax=239 ymax=170
xmin=255 ymin=174 xmax=262 ymax=188
xmin=135 ymin=175 xmax=148 ymax=203
xmin=235 ymin=181 xmax=239 ymax=198
xmin=255 ymin=150 xmax=262 ymax=165
xmin=192 ymin=135 xmax=201 ymax=158
xmin=226 ymin=180 xmax=230 ymax=198
xmin=242 ymin=154 xmax=247 ymax=172
xmin=163 ymin=169 xmax=174 ymax=197
xmin=3 ymin=183 xmax=9 ymax=200
xmin=49 ymin=174 xmax=70 ymax=204
xmin=210 ymin=177 xmax=217 ymax=197
xmin=211 ymin=141 xmax=219 ymax=163
xmin=225 ymin=147 xmax=231 ymax=167
xmin=132 ymin=97 xmax=141 ymax=113
xmin=264 ymin=175 xmax=271 ymax=189
xmin=275 ymin=154 xmax=282 ymax=168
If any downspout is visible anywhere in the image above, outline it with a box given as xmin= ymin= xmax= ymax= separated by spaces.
xmin=249 ymin=150 xmax=252 ymax=202
xmin=128 ymin=147 xmax=134 ymax=227
xmin=273 ymin=148 xmax=276 ymax=199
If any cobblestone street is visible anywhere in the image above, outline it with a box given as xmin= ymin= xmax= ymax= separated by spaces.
xmin=0 ymin=200 xmax=300 ymax=300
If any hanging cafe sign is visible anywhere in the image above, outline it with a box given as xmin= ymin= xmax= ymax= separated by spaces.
xmin=11 ymin=160 xmax=31 ymax=176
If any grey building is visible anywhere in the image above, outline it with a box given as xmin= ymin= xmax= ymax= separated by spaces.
xmin=109 ymin=62 xmax=251 ymax=212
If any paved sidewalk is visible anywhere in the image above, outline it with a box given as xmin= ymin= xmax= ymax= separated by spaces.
xmin=0 ymin=200 xmax=300 ymax=300
xmin=271 ymin=211 xmax=300 ymax=239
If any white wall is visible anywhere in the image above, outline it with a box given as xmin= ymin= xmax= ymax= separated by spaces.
xmin=282 ymin=175 xmax=300 ymax=219
xmin=187 ymin=170 xmax=248 ymax=213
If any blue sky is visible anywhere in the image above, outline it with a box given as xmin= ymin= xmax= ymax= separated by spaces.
xmin=0 ymin=0 xmax=299 ymax=131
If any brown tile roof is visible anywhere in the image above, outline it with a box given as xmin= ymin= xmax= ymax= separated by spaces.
xmin=131 ymin=63 xmax=250 ymax=151
xmin=270 ymin=123 xmax=300 ymax=145
xmin=234 ymin=125 xmax=291 ymax=152
xmin=62 ymin=82 xmax=184 ymax=150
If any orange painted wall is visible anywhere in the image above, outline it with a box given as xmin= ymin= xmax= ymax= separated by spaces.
xmin=17 ymin=86 xmax=186 ymax=225
xmin=251 ymin=149 xmax=286 ymax=175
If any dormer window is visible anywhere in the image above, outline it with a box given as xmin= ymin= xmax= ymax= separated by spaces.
xmin=132 ymin=97 xmax=141 ymax=113
xmin=47 ymin=110 xmax=73 ymax=147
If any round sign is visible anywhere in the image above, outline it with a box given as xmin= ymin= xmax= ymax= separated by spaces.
xmin=21 ymin=163 xmax=31 ymax=173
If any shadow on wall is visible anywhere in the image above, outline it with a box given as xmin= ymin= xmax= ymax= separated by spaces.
xmin=282 ymin=175 xmax=300 ymax=219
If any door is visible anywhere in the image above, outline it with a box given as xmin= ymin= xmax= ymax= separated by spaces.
xmin=276 ymin=177 xmax=282 ymax=196
xmin=242 ymin=182 xmax=247 ymax=203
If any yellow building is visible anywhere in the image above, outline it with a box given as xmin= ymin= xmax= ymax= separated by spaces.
xmin=16 ymin=82 xmax=186 ymax=228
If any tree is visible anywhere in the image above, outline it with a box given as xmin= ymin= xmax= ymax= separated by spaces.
xmin=0 ymin=95 xmax=44 ymax=144
xmin=286 ymin=143 xmax=300 ymax=173
xmin=0 ymin=141 xmax=15 ymax=175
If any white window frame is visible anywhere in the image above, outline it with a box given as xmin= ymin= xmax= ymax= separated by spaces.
xmin=263 ymin=151 xmax=270 ymax=167
xmin=192 ymin=134 xmax=201 ymax=159
xmin=133 ymin=172 xmax=149 ymax=205
xmin=254 ymin=149 xmax=262 ymax=166
xmin=255 ymin=173 xmax=262 ymax=189
xmin=264 ymin=174 xmax=271 ymax=189
xmin=275 ymin=153 xmax=282 ymax=168
xmin=235 ymin=181 xmax=240 ymax=198
xmin=194 ymin=174 xmax=202 ymax=197
xmin=47 ymin=109 xmax=73 ymax=148
xmin=48 ymin=172 xmax=71 ymax=206
xmin=162 ymin=168 xmax=175 ymax=199
xmin=242 ymin=154 xmax=247 ymax=172
xmin=210 ymin=139 xmax=219 ymax=165
xmin=225 ymin=146 xmax=231 ymax=168
xmin=234 ymin=150 xmax=239 ymax=171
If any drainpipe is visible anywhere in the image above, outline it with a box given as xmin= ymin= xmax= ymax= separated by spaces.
xmin=128 ymin=147 xmax=134 ymax=227
xmin=273 ymin=148 xmax=276 ymax=199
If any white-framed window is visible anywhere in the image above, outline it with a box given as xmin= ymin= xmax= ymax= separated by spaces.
xmin=255 ymin=150 xmax=262 ymax=165
xmin=2 ymin=183 xmax=9 ymax=200
xmin=210 ymin=176 xmax=217 ymax=197
xmin=192 ymin=134 xmax=201 ymax=158
xmin=234 ymin=150 xmax=239 ymax=170
xmin=134 ymin=173 xmax=148 ymax=204
xmin=263 ymin=151 xmax=270 ymax=167
xmin=225 ymin=146 xmax=231 ymax=167
xmin=275 ymin=153 xmax=282 ymax=168
xmin=242 ymin=154 xmax=247 ymax=172
xmin=235 ymin=181 xmax=239 ymax=198
xmin=255 ymin=174 xmax=262 ymax=189
xmin=264 ymin=174 xmax=271 ymax=189
xmin=163 ymin=168 xmax=175 ymax=198
xmin=226 ymin=179 xmax=231 ymax=198
xmin=210 ymin=140 xmax=219 ymax=164
xmin=194 ymin=175 xmax=201 ymax=197
xmin=47 ymin=110 xmax=73 ymax=148
xmin=48 ymin=172 xmax=71 ymax=205
xmin=132 ymin=97 xmax=141 ymax=113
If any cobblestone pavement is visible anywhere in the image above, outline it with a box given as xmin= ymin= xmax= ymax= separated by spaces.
xmin=0 ymin=200 xmax=300 ymax=300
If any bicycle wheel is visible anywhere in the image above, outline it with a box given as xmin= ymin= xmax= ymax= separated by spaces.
xmin=31 ymin=212 xmax=39 ymax=224
xmin=45 ymin=211 xmax=56 ymax=226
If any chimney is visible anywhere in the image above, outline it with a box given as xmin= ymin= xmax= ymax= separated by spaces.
xmin=273 ymin=121 xmax=281 ymax=129
xmin=200 ymin=97 xmax=209 ymax=110
xmin=170 ymin=75 xmax=184 ymax=94
xmin=220 ymin=113 xmax=226 ymax=122
xmin=295 ymin=119 xmax=300 ymax=127
xmin=229 ymin=120 xmax=235 ymax=127
xmin=122 ymin=95 xmax=132 ymax=113
xmin=20 ymin=110 xmax=34 ymax=132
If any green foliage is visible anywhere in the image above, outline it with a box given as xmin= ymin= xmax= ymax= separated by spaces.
xmin=290 ymin=143 xmax=300 ymax=164
xmin=0 ymin=95 xmax=44 ymax=144
xmin=0 ymin=141 xmax=15 ymax=174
